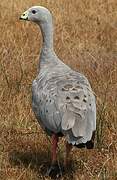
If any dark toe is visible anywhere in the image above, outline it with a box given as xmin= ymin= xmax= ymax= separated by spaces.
xmin=46 ymin=163 xmax=62 ymax=178
xmin=86 ymin=140 xmax=94 ymax=149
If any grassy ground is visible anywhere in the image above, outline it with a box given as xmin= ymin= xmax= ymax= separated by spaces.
xmin=0 ymin=0 xmax=117 ymax=179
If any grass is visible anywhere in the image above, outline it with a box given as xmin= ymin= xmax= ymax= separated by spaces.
xmin=0 ymin=0 xmax=117 ymax=179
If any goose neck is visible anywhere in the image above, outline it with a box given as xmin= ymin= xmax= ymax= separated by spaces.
xmin=39 ymin=20 xmax=54 ymax=50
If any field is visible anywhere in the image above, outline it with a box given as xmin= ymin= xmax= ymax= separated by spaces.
xmin=0 ymin=0 xmax=117 ymax=179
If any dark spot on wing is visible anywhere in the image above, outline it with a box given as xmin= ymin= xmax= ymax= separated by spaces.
xmin=62 ymin=88 xmax=66 ymax=91
xmin=72 ymin=88 xmax=76 ymax=91
xmin=66 ymin=96 xmax=70 ymax=100
xmin=74 ymin=96 xmax=79 ymax=100
xmin=83 ymin=99 xmax=87 ymax=103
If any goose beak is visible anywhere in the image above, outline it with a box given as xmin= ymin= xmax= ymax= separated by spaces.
xmin=20 ymin=11 xmax=29 ymax=20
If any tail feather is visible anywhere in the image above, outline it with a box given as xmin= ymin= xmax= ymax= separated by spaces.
xmin=74 ymin=131 xmax=95 ymax=149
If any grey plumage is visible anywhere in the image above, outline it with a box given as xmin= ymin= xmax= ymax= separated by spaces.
xmin=21 ymin=6 xmax=96 ymax=146
xmin=32 ymin=48 xmax=96 ymax=145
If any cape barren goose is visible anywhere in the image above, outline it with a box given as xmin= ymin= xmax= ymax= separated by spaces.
xmin=20 ymin=6 xmax=96 ymax=177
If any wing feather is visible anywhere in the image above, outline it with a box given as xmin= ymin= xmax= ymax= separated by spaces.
xmin=32 ymin=68 xmax=96 ymax=144
xmin=62 ymin=110 xmax=75 ymax=130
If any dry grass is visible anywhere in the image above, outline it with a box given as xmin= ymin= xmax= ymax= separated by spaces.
xmin=0 ymin=0 xmax=117 ymax=179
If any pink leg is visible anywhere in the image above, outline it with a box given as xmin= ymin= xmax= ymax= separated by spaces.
xmin=46 ymin=134 xmax=60 ymax=177
xmin=51 ymin=134 xmax=59 ymax=165
xmin=64 ymin=142 xmax=72 ymax=168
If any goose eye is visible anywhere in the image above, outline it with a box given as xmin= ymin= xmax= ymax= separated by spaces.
xmin=32 ymin=10 xmax=36 ymax=14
